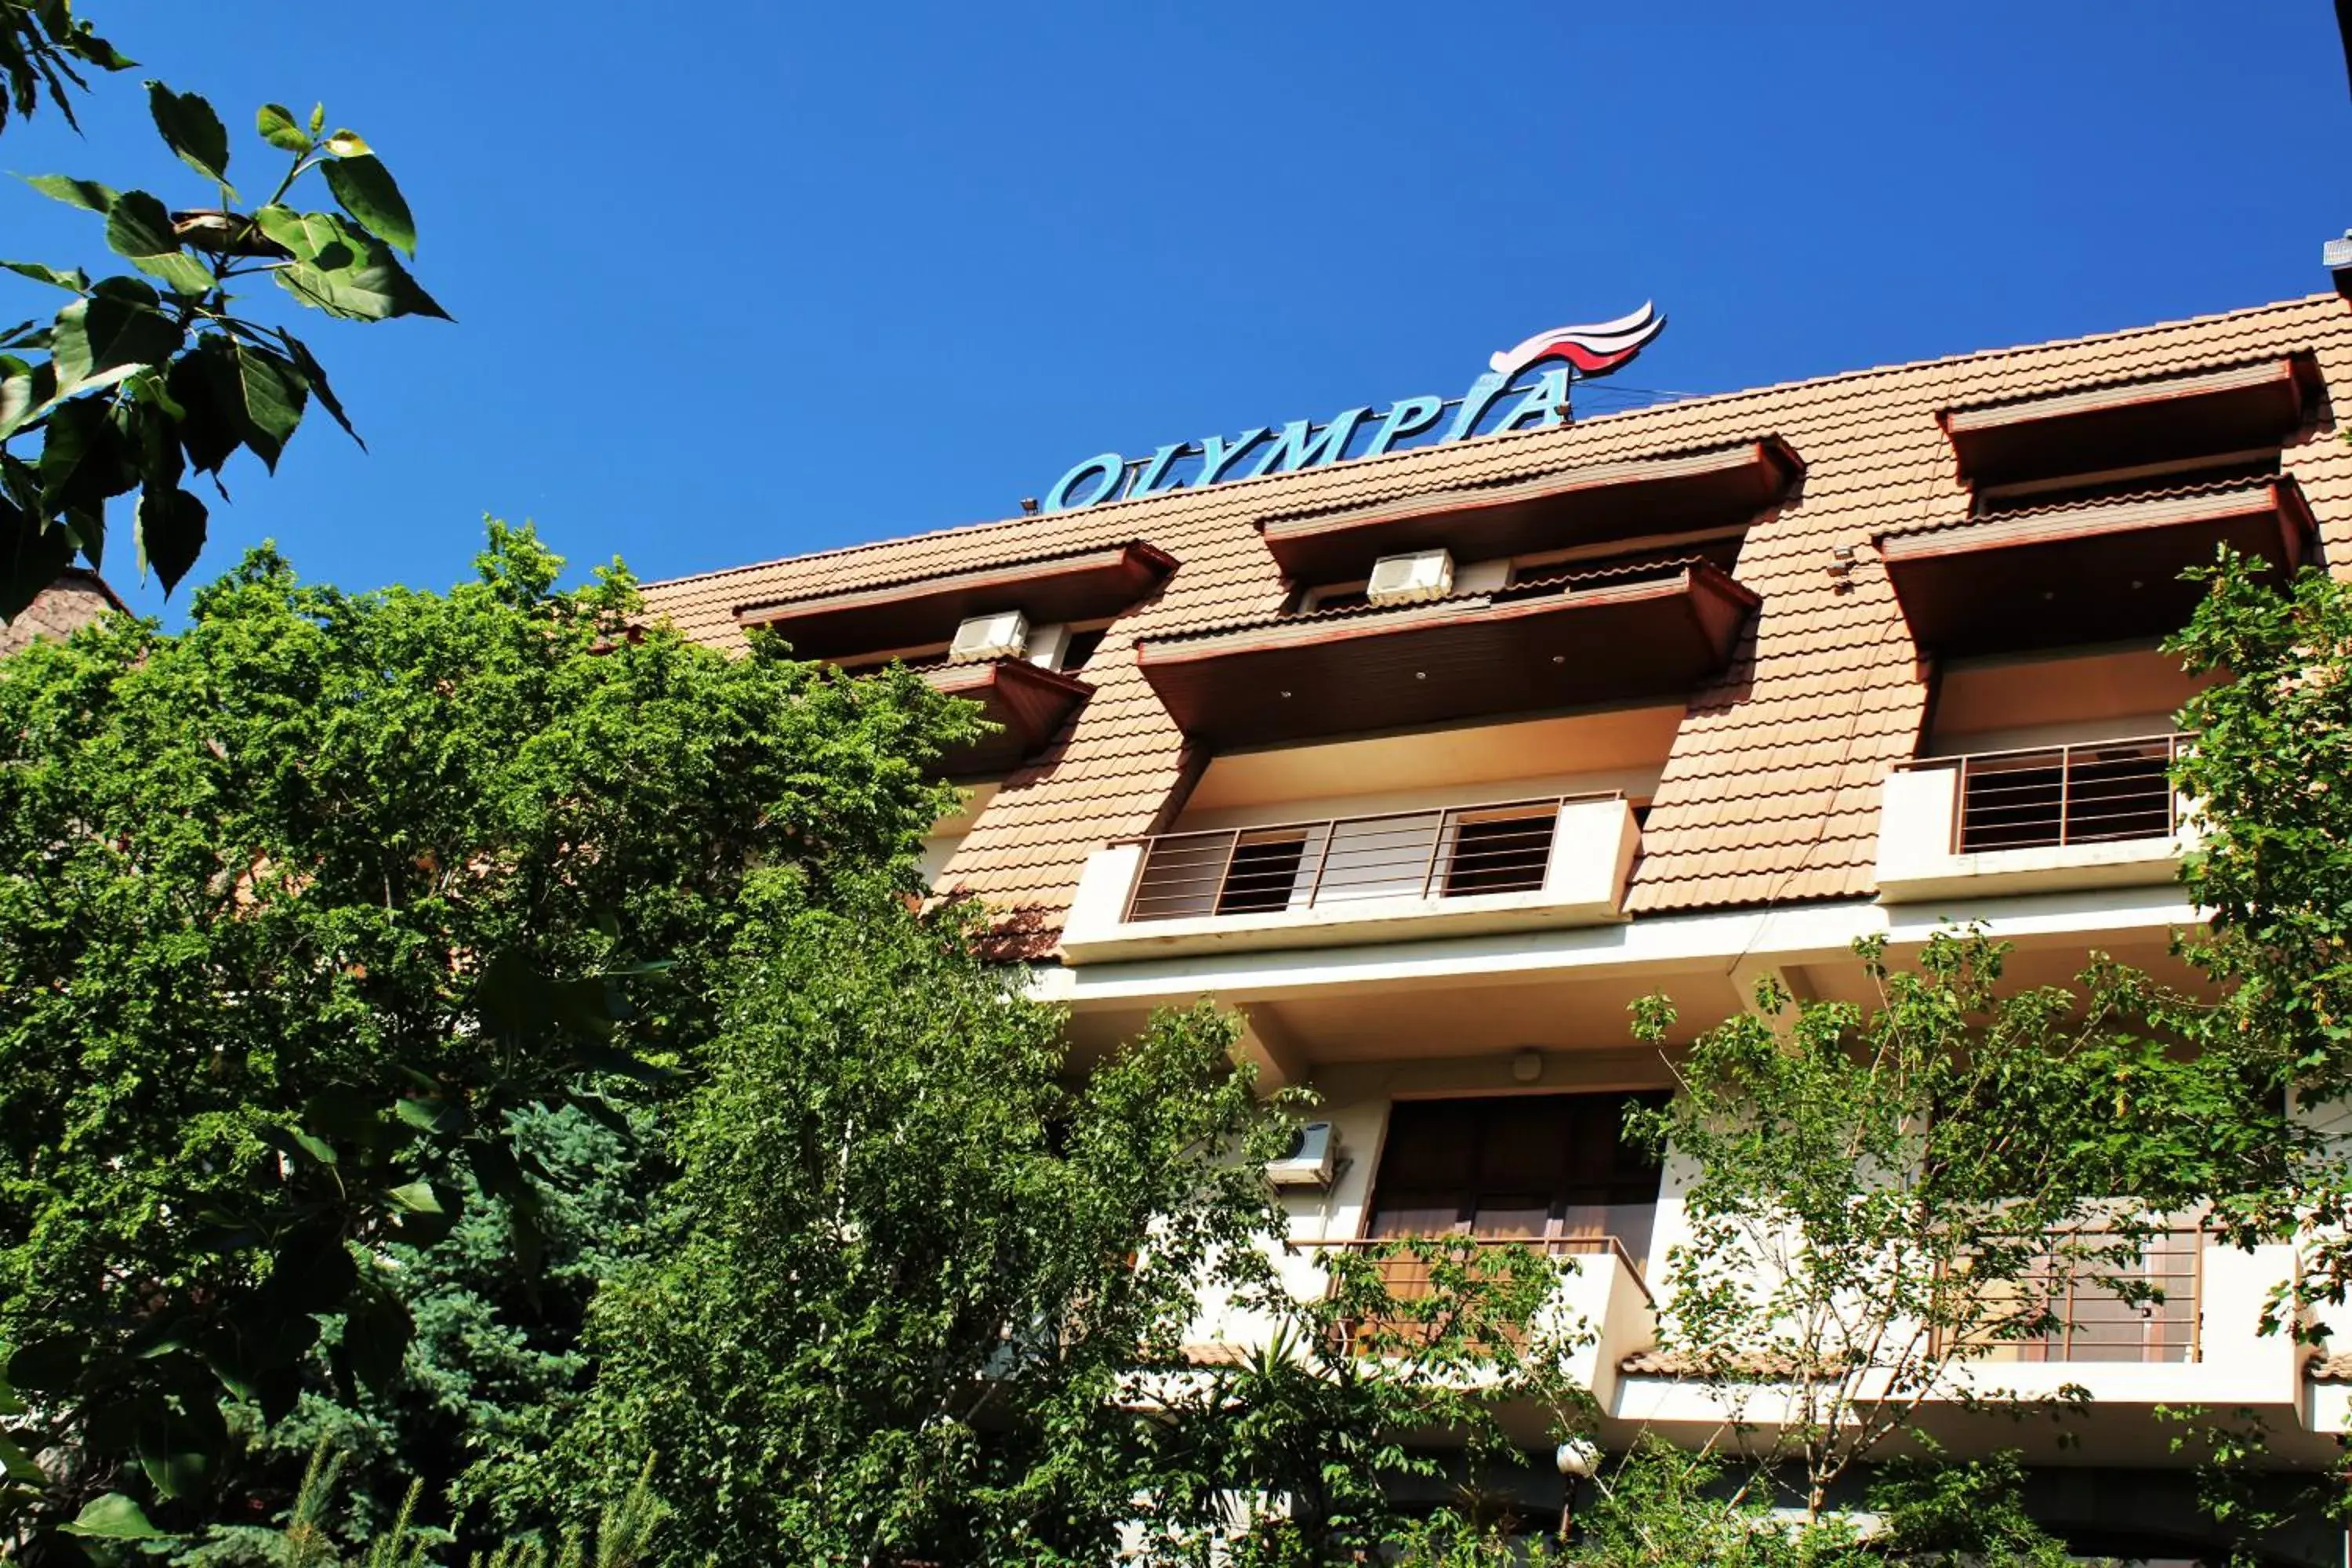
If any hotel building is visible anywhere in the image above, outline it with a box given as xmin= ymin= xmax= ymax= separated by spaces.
xmin=639 ymin=292 xmax=2352 ymax=1563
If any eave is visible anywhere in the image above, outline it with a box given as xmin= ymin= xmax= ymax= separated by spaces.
xmin=1134 ymin=564 xmax=1758 ymax=751
xmin=736 ymin=539 xmax=1176 ymax=659
xmin=1257 ymin=438 xmax=1802 ymax=583
xmin=923 ymin=659 xmax=1093 ymax=777
xmin=1940 ymin=355 xmax=2320 ymax=488
xmin=1878 ymin=477 xmax=2314 ymax=658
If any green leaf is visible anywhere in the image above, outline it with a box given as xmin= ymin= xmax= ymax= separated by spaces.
xmin=394 ymin=1096 xmax=468 ymax=1136
xmin=134 ymin=485 xmax=207 ymax=594
xmin=252 ymin=205 xmax=352 ymax=269
xmin=310 ymin=102 xmax=326 ymax=136
xmin=274 ymin=329 xmax=362 ymax=449
xmin=6 ymin=1337 xmax=82 ymax=1392
xmin=256 ymin=1123 xmax=337 ymax=1167
xmin=20 ymin=172 xmax=119 ymax=212
xmin=50 ymin=287 xmax=180 ymax=397
xmin=165 ymin=351 xmax=238 ymax=474
xmin=385 ymin=1179 xmax=444 ymax=1214
xmin=60 ymin=1492 xmax=166 ymax=1540
xmin=0 ymin=1431 xmax=42 ymax=1485
xmin=103 ymin=191 xmax=215 ymax=297
xmin=2 ymin=261 xmax=88 ymax=292
xmin=277 ymin=232 xmax=450 ymax=324
xmin=322 ymin=129 xmax=372 ymax=158
xmin=145 ymin=81 xmax=232 ymax=188
xmin=0 ymin=363 xmax=48 ymax=443
xmin=0 ymin=500 xmax=73 ymax=623
xmin=38 ymin=395 xmax=128 ymax=517
xmin=219 ymin=342 xmax=307 ymax=471
xmin=256 ymin=102 xmax=312 ymax=154
xmin=136 ymin=1419 xmax=210 ymax=1500
xmin=321 ymin=154 xmax=416 ymax=256
xmin=343 ymin=1290 xmax=412 ymax=1396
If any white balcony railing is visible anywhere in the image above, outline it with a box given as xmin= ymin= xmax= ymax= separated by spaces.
xmin=1060 ymin=793 xmax=1640 ymax=962
xmin=1876 ymin=733 xmax=2196 ymax=904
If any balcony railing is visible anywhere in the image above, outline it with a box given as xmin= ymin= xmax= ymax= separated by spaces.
xmin=1120 ymin=794 xmax=1617 ymax=924
xmin=1900 ymin=733 xmax=2188 ymax=855
xmin=1292 ymin=1235 xmax=1652 ymax=1353
xmin=1940 ymin=1228 xmax=2201 ymax=1365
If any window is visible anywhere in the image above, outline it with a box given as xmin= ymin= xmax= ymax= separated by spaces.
xmin=1957 ymin=737 xmax=2180 ymax=853
xmin=1366 ymin=1092 xmax=1668 ymax=1260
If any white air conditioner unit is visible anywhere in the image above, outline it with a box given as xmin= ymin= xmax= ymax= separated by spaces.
xmin=948 ymin=610 xmax=1029 ymax=663
xmin=1365 ymin=549 xmax=1454 ymax=606
xmin=1267 ymin=1121 xmax=1338 ymax=1188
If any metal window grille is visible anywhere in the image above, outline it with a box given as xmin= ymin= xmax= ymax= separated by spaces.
xmin=1935 ymin=733 xmax=2188 ymax=855
xmin=1120 ymin=795 xmax=1614 ymax=924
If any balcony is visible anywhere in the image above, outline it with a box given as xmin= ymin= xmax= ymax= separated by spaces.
xmin=1938 ymin=354 xmax=2320 ymax=489
xmin=1134 ymin=561 xmax=1758 ymax=752
xmin=1877 ymin=476 xmax=2314 ymax=658
xmin=1257 ymin=437 xmax=1802 ymax=583
xmin=1876 ymin=734 xmax=2194 ymax=903
xmin=1290 ymin=1235 xmax=1657 ymax=1406
xmin=1059 ymin=793 xmax=1639 ymax=962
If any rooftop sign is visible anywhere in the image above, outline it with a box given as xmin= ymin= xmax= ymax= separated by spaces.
xmin=1044 ymin=303 xmax=1667 ymax=513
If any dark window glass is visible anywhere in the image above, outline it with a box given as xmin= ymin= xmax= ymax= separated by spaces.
xmin=1442 ymin=811 xmax=1555 ymax=896
xmin=1366 ymin=1093 xmax=1668 ymax=1254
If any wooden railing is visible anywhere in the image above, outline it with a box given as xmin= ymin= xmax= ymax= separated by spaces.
xmin=1118 ymin=793 xmax=1619 ymax=924
xmin=1899 ymin=733 xmax=2188 ymax=855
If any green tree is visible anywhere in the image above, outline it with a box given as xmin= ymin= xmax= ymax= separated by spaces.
xmin=0 ymin=525 xmax=978 ymax=1559
xmin=2 ymin=1 xmax=445 ymax=615
xmin=1617 ymin=931 xmax=2230 ymax=1539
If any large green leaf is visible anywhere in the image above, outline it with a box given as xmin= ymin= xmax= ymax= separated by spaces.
xmin=321 ymin=154 xmax=416 ymax=256
xmin=256 ymin=102 xmax=312 ymax=154
xmin=50 ymin=286 xmax=181 ymax=397
xmin=59 ymin=1492 xmax=165 ymax=1540
xmin=0 ymin=1431 xmax=42 ymax=1485
xmin=20 ymin=172 xmax=118 ymax=212
xmin=0 ymin=499 xmax=74 ymax=623
xmin=5 ymin=1338 xmax=81 ymax=1393
xmin=1 ymin=260 xmax=88 ymax=292
xmin=144 ymin=81 xmax=231 ymax=188
xmin=103 ymin=191 xmax=214 ymax=297
xmin=252 ymin=204 xmax=354 ymax=270
xmin=217 ymin=342 xmax=306 ymax=471
xmin=0 ymin=362 xmax=54 ymax=442
xmin=274 ymin=329 xmax=362 ymax=448
xmin=165 ymin=350 xmax=238 ymax=474
xmin=275 ymin=227 xmax=450 ymax=323
xmin=134 ymin=485 xmax=207 ymax=593
xmin=342 ymin=1289 xmax=413 ymax=1397
xmin=37 ymin=394 xmax=126 ymax=517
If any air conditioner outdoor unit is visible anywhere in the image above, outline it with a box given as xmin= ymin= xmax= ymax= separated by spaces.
xmin=949 ymin=610 xmax=1029 ymax=663
xmin=1366 ymin=549 xmax=1454 ymax=606
xmin=1267 ymin=1120 xmax=1338 ymax=1188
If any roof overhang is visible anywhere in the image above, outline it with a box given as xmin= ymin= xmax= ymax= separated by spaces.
xmin=736 ymin=540 xmax=1176 ymax=659
xmin=1878 ymin=478 xmax=2313 ymax=658
xmin=1134 ymin=565 xmax=1757 ymax=750
xmin=923 ymin=659 xmax=1092 ymax=777
xmin=1940 ymin=356 xmax=2320 ymax=488
xmin=1257 ymin=438 xmax=1802 ymax=583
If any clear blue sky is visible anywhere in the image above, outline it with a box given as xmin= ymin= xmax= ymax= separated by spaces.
xmin=5 ymin=2 xmax=2348 ymax=617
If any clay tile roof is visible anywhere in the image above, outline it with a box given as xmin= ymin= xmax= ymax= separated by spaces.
xmin=1617 ymin=1348 xmax=1854 ymax=1379
xmin=633 ymin=293 xmax=2352 ymax=957
xmin=2307 ymin=1350 xmax=2352 ymax=1382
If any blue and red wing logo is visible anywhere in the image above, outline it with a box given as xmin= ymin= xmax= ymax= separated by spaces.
xmin=1488 ymin=302 xmax=1665 ymax=380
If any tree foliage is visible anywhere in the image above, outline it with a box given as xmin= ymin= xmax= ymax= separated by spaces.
xmin=1 ymin=1 xmax=444 ymax=615
xmin=1622 ymin=931 xmax=2238 ymax=1531
xmin=0 ymin=525 xmax=978 ymax=1559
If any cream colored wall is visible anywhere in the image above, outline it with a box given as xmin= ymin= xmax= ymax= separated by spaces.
xmin=1171 ymin=770 xmax=1656 ymax=836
